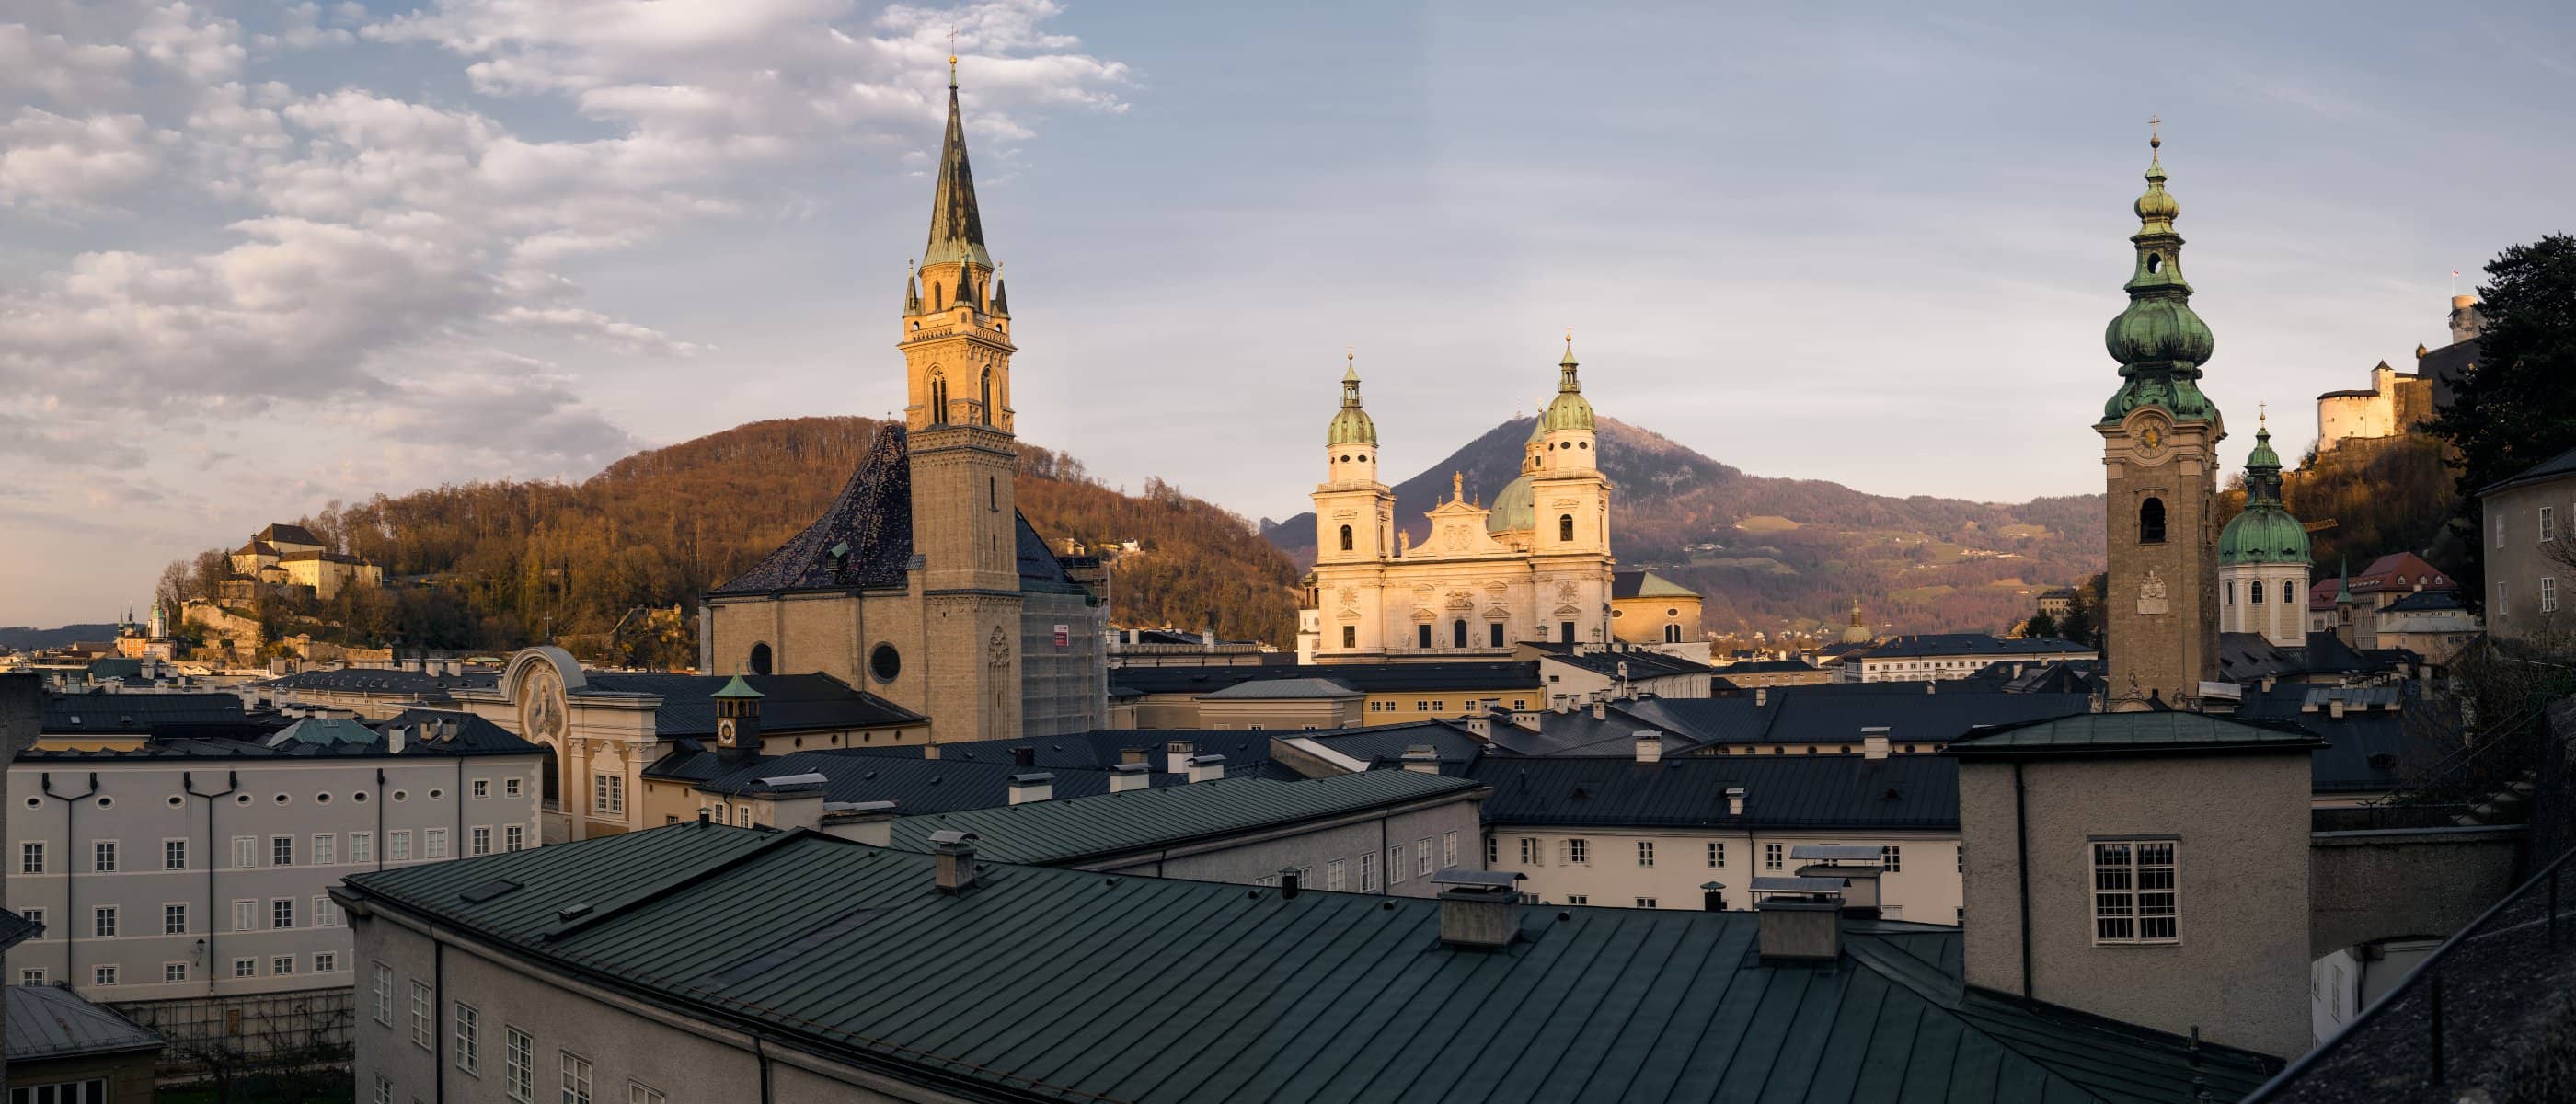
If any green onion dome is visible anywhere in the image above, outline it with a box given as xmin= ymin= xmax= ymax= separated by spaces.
xmin=2218 ymin=420 xmax=2309 ymax=565
xmin=1327 ymin=362 xmax=1377 ymax=446
xmin=1540 ymin=340 xmax=1594 ymax=433
xmin=2104 ymin=295 xmax=2214 ymax=369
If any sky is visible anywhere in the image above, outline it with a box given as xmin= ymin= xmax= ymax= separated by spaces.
xmin=4 ymin=0 xmax=2573 ymax=627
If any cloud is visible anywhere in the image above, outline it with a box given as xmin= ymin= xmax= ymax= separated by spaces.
xmin=0 ymin=109 xmax=165 ymax=209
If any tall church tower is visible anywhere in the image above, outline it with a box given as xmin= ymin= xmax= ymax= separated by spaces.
xmin=1530 ymin=337 xmax=1614 ymax=645
xmin=902 ymin=56 xmax=1023 ymax=740
xmin=2099 ymin=127 xmax=2224 ymax=710
xmin=1312 ymin=351 xmax=1396 ymax=657
xmin=2218 ymin=411 xmax=2312 ymax=648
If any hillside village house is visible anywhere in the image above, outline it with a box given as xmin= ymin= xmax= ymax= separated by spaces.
xmin=2478 ymin=445 xmax=2576 ymax=639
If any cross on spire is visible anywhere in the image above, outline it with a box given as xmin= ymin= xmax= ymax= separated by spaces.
xmin=2148 ymin=113 xmax=2161 ymax=150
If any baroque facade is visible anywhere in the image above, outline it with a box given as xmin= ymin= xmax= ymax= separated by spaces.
xmin=698 ymin=61 xmax=1106 ymax=742
xmin=1301 ymin=341 xmax=1618 ymax=662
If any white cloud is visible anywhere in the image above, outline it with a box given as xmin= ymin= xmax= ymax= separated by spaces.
xmin=131 ymin=1 xmax=244 ymax=81
xmin=0 ymin=22 xmax=136 ymax=103
xmin=0 ymin=109 xmax=165 ymax=208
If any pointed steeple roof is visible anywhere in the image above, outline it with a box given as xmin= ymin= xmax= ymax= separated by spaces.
xmin=2100 ymin=120 xmax=2218 ymax=428
xmin=923 ymin=57 xmax=992 ymax=270
xmin=1540 ymin=330 xmax=1595 ymax=432
xmin=903 ymin=260 xmax=921 ymax=313
xmin=1327 ymin=348 xmax=1377 ymax=446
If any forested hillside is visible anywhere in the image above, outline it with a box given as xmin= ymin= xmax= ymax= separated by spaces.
xmin=156 ymin=419 xmax=1300 ymax=665
xmin=1263 ymin=416 xmax=2106 ymax=636
xmin=2220 ymin=432 xmax=2461 ymax=574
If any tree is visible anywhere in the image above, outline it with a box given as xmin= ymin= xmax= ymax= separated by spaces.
xmin=2025 ymin=607 xmax=2059 ymax=640
xmin=2055 ymin=571 xmax=2108 ymax=650
xmin=2425 ymin=234 xmax=2576 ymax=606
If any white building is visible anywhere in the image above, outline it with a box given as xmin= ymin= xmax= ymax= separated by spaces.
xmin=6 ymin=709 xmax=541 ymax=1057
xmin=1845 ymin=634 xmax=2097 ymax=684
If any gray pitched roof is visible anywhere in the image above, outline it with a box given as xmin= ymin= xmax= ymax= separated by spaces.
xmin=340 ymin=824 xmax=2279 ymax=1103
xmin=580 ymin=673 xmax=924 ymax=736
xmin=1470 ymin=754 xmax=1960 ymax=831
xmin=6 ymin=983 xmax=165 ymax=1063
xmin=1946 ymin=713 xmax=2325 ymax=757
xmin=1858 ymin=633 xmax=2096 ymax=660
xmin=42 ymin=691 xmax=255 ymax=733
xmin=887 ymin=770 xmax=1482 ymax=865
xmin=1110 ymin=661 xmax=1542 ymax=696
xmin=1195 ymin=676 xmax=1360 ymax=700
xmin=831 ymin=729 xmax=1280 ymax=773
xmin=658 ymin=748 xmax=1182 ymax=812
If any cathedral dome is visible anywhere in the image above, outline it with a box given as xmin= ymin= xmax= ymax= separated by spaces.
xmin=2105 ymin=296 xmax=2214 ymax=368
xmin=1328 ymin=406 xmax=1377 ymax=447
xmin=1486 ymin=474 xmax=1535 ymax=534
xmin=2219 ymin=503 xmax=2310 ymax=565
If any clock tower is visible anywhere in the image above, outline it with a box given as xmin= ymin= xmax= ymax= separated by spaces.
xmin=2098 ymin=124 xmax=2224 ymax=710
xmin=712 ymin=673 xmax=764 ymax=765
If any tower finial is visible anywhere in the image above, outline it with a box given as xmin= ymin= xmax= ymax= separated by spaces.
xmin=948 ymin=26 xmax=959 ymax=88
xmin=2149 ymin=113 xmax=2160 ymax=151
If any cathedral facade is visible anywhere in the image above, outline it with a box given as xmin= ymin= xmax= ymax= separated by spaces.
xmin=700 ymin=61 xmax=1106 ymax=742
xmin=1300 ymin=341 xmax=1618 ymax=662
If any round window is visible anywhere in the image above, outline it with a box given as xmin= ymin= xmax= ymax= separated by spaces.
xmin=316 ymin=793 xmax=332 ymax=804
xmin=234 ymin=793 xmax=252 ymax=805
xmin=353 ymin=791 xmax=370 ymax=804
xmin=429 ymin=788 xmax=444 ymax=800
xmin=20 ymin=797 xmax=36 ymax=810
xmin=868 ymin=643 xmax=902 ymax=684
xmin=273 ymin=793 xmax=290 ymax=805
xmin=95 ymin=796 xmax=113 ymax=809
xmin=392 ymin=790 xmax=408 ymax=802
xmin=167 ymin=795 xmax=185 ymax=808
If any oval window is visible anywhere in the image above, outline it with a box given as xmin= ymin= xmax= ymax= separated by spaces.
xmin=869 ymin=643 xmax=902 ymax=684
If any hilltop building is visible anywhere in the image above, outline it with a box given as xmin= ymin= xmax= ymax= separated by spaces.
xmin=219 ymin=523 xmax=383 ymax=603
xmin=2313 ymin=293 xmax=2484 ymax=455
xmin=698 ymin=60 xmax=1107 ymax=742
xmin=2098 ymin=130 xmax=2224 ymax=709
xmin=2219 ymin=413 xmax=2314 ymax=648
xmin=1300 ymin=339 xmax=1650 ymax=663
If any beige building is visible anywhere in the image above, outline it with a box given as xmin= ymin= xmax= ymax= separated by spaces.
xmin=1301 ymin=341 xmax=1628 ymax=663
xmin=1189 ymin=677 xmax=1365 ymax=730
xmin=697 ymin=62 xmax=1106 ymax=742
xmin=1110 ymin=661 xmax=1547 ymax=729
xmin=2098 ymin=134 xmax=2223 ymax=710
xmin=1846 ymin=634 xmax=2095 ymax=684
xmin=224 ymin=523 xmax=384 ymax=602
xmin=2313 ymin=361 xmax=2434 ymax=455
xmin=2478 ymin=445 xmax=2576 ymax=640
xmin=1609 ymin=569 xmax=1704 ymax=651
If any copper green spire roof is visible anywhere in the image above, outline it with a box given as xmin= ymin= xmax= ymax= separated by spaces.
xmin=2101 ymin=124 xmax=2218 ymax=427
xmin=2334 ymin=558 xmax=2355 ymax=604
xmin=1326 ymin=349 xmax=1378 ymax=446
xmin=922 ymin=60 xmax=992 ymax=270
xmin=712 ymin=673 xmax=763 ymax=699
xmin=1540 ymin=332 xmax=1596 ymax=433
xmin=2219 ymin=409 xmax=2309 ymax=565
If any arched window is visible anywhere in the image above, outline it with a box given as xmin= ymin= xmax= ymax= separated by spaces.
xmin=748 ymin=642 xmax=773 ymax=675
xmin=538 ymin=744 xmax=560 ymax=806
xmin=2138 ymin=498 xmax=2167 ymax=544
xmin=1339 ymin=524 xmax=1353 ymax=552
xmin=1665 ymin=624 xmax=1683 ymax=643
xmin=1452 ymin=619 xmax=1468 ymax=649
xmin=979 ymin=368 xmax=993 ymax=425
xmin=1559 ymin=514 xmax=1575 ymax=543
xmin=2225 ymin=580 xmax=2236 ymax=604
xmin=928 ymin=372 xmax=949 ymax=425
xmin=2250 ymin=581 xmax=2265 ymax=604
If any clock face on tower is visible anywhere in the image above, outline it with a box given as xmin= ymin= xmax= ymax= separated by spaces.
xmin=716 ymin=717 xmax=737 ymax=747
xmin=2138 ymin=424 xmax=2167 ymax=456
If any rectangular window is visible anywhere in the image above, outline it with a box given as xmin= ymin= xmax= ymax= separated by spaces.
xmin=1416 ymin=624 xmax=1432 ymax=649
xmin=165 ymin=838 xmax=189 ymax=870
xmin=1327 ymin=858 xmax=1345 ymax=891
xmin=1443 ymin=832 xmax=1458 ymax=868
xmin=2545 ymin=506 xmax=2559 ymax=543
xmin=506 ymin=1027 xmax=535 ymax=1102
xmin=233 ymin=835 xmax=257 ymax=868
xmin=19 ymin=969 xmax=45 ymax=985
xmin=165 ymin=903 xmax=188 ymax=934
xmin=315 ymin=895 xmax=339 ymax=927
xmin=411 ymin=982 xmax=434 ymax=1049
xmin=1636 ymin=897 xmax=1659 ymax=909
xmin=506 ymin=824 xmax=526 ymax=852
xmin=19 ymin=841 xmax=42 ymax=874
xmin=1567 ymin=838 xmax=1589 ymax=865
xmin=166 ymin=961 xmax=189 ymax=983
xmin=2499 ymin=582 xmax=2510 ymax=617
xmin=1765 ymin=843 xmax=1783 ymax=871
xmin=456 ymin=1002 xmax=481 ymax=1074
xmin=592 ymin=774 xmax=625 ymax=816
xmin=234 ymin=958 xmax=255 ymax=979
xmin=473 ymin=827 xmax=493 ymax=856
xmin=271 ymin=898 xmax=294 ymax=928
xmin=1360 ymin=852 xmax=1377 ymax=892
xmin=427 ymin=829 xmax=449 ymax=859
xmin=1519 ymin=838 xmax=1536 ymax=866
xmin=1387 ymin=845 xmax=1407 ymax=883
xmin=1341 ymin=626 xmax=1356 ymax=649
xmin=92 ymin=905 xmax=118 ymax=938
xmin=390 ymin=831 xmax=413 ymax=861
xmin=2545 ymin=577 xmax=2559 ymax=614
xmin=234 ymin=900 xmax=257 ymax=932
xmin=1708 ymin=842 xmax=1725 ymax=869
xmin=474 ymin=779 xmax=491 ymax=799
xmin=1566 ymin=894 xmax=1589 ymax=905
xmin=351 ymin=832 xmax=374 ymax=863
xmin=1419 ymin=838 xmax=1435 ymax=876
xmin=375 ymin=1075 xmax=394 ymax=1104
xmin=271 ymin=955 xmax=294 ymax=976
xmin=315 ymin=834 xmax=337 ymax=865
xmin=271 ymin=835 xmax=293 ymax=867
xmin=629 ymin=1084 xmax=667 ymax=1104
xmin=2092 ymin=839 xmax=2179 ymax=943
xmin=1881 ymin=845 xmax=1903 ymax=873
xmin=1637 ymin=840 xmax=1656 ymax=868
xmin=561 ymin=1052 xmax=594 ymax=1104
xmin=93 ymin=964 xmax=118 ymax=986
xmin=2497 ymin=513 xmax=2507 ymax=549
xmin=93 ymin=840 xmax=118 ymax=872
xmin=316 ymin=952 xmax=338 ymax=973
xmin=506 ymin=777 xmax=523 ymax=798
xmin=1485 ymin=836 xmax=1497 ymax=866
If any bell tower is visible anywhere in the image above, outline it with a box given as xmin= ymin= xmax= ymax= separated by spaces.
xmin=901 ymin=55 xmax=1023 ymax=742
xmin=1312 ymin=350 xmax=1395 ymax=659
xmin=2099 ymin=122 xmax=2224 ymax=710
xmin=1529 ymin=335 xmax=1614 ymax=645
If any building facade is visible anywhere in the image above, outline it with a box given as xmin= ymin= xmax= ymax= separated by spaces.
xmin=698 ymin=61 xmax=1107 ymax=742
xmin=1846 ymin=634 xmax=2097 ymax=684
xmin=2313 ymin=361 xmax=2434 ymax=455
xmin=2098 ymin=132 xmax=2224 ymax=710
xmin=2218 ymin=415 xmax=2314 ymax=649
xmin=2478 ymin=446 xmax=2576 ymax=640
xmin=1302 ymin=341 xmax=1623 ymax=662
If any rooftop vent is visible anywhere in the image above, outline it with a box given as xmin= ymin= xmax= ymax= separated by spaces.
xmin=1165 ymin=741 xmax=1196 ymax=775
xmin=1725 ymin=787 xmax=1747 ymax=817
xmin=1110 ymin=762 xmax=1151 ymax=793
xmin=458 ymin=880 xmax=523 ymax=904
xmin=1007 ymin=772 xmax=1054 ymax=805
xmin=1400 ymin=746 xmax=1441 ymax=774
xmin=929 ymin=830 xmax=979 ymax=893
xmin=1278 ymin=867 xmax=1303 ymax=900
xmin=1751 ymin=876 xmax=1846 ymax=960
xmin=1634 ymin=731 xmax=1663 ymax=764
xmin=1185 ymin=753 xmax=1226 ymax=784
xmin=754 ymin=773 xmax=829 ymax=789
xmin=1861 ymin=726 xmax=1891 ymax=760
xmin=1432 ymin=868 xmax=1525 ymax=949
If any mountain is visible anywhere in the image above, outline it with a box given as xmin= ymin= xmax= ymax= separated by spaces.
xmin=163 ymin=418 xmax=1301 ymax=663
xmin=1261 ymin=416 xmax=2105 ymax=636
xmin=0 ymin=624 xmax=119 ymax=651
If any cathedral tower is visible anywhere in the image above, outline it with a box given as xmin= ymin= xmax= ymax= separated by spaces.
xmin=2218 ymin=410 xmax=2311 ymax=648
xmin=1528 ymin=336 xmax=1614 ymax=644
xmin=2099 ymin=127 xmax=2224 ymax=709
xmin=902 ymin=56 xmax=1024 ymax=740
xmin=1313 ymin=351 xmax=1396 ymax=657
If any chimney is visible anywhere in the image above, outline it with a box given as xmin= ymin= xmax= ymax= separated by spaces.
xmin=1590 ymin=700 xmax=1607 ymax=720
xmin=1861 ymin=726 xmax=1891 ymax=761
xmin=1511 ymin=707 xmax=1544 ymax=730
xmin=1278 ymin=867 xmax=1302 ymax=899
xmin=1725 ymin=787 xmax=1746 ymax=817
xmin=930 ymin=830 xmax=978 ymax=892
xmin=1756 ymin=885 xmax=1845 ymax=960
xmin=1701 ymin=880 xmax=1728 ymax=912
xmin=1110 ymin=762 xmax=1151 ymax=792
xmin=1186 ymin=754 xmax=1227 ymax=783
xmin=386 ymin=726 xmax=406 ymax=753
xmin=1007 ymin=772 xmax=1053 ymax=804
xmin=1462 ymin=715 xmax=1492 ymax=740
xmin=1121 ymin=746 xmax=1149 ymax=766
xmin=1165 ymin=741 xmax=1196 ymax=775
xmin=1432 ymin=869 xmax=1526 ymax=949
xmin=1400 ymin=746 xmax=1442 ymax=774
xmin=819 ymin=800 xmax=897 ymax=845
xmin=2329 ymin=698 xmax=2347 ymax=719
xmin=1754 ymin=687 xmax=1767 ymax=707
xmin=1634 ymin=731 xmax=1663 ymax=764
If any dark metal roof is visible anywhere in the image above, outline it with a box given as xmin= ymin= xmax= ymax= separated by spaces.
xmin=2476 ymin=443 xmax=2576 ymax=496
xmin=831 ymin=729 xmax=1280 ymax=772
xmin=2231 ymin=684 xmax=2438 ymax=794
xmin=2380 ymin=589 xmax=2470 ymax=613
xmin=1483 ymin=691 xmax=2092 ymax=759
xmin=1946 ymin=713 xmax=2326 ymax=757
xmin=581 ymin=673 xmax=925 ymax=737
xmin=372 ymin=709 xmax=552 ymax=757
xmin=42 ymin=691 xmax=253 ymax=733
xmin=259 ymin=667 xmax=496 ymax=693
xmin=343 ymin=825 xmax=2276 ymax=1102
xmin=1283 ymin=721 xmax=1488 ymax=770
xmin=1195 ymin=677 xmax=1361 ymax=700
xmin=1857 ymin=633 xmax=2097 ymax=660
xmin=19 ymin=710 xmax=540 ymax=763
xmin=888 ymin=771 xmax=1482 ymax=864
xmin=1708 ymin=659 xmax=1823 ymax=675
xmin=255 ymin=522 xmax=323 ymax=546
xmin=1524 ymin=641 xmax=1714 ymax=679
xmin=0 ymin=907 xmax=39 ymax=953
xmin=661 ymin=749 xmax=1182 ymax=813
xmin=1471 ymin=754 xmax=1960 ymax=831
xmin=6 ymin=983 xmax=165 ymax=1064
xmin=1110 ymin=661 xmax=1542 ymax=696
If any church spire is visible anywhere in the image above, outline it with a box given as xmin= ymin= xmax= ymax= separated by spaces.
xmin=1540 ymin=329 xmax=1596 ymax=434
xmin=1327 ymin=346 xmax=1377 ymax=447
xmin=923 ymin=54 xmax=991 ymax=270
xmin=903 ymin=259 xmax=921 ymax=313
xmin=2101 ymin=121 xmax=2218 ymax=427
